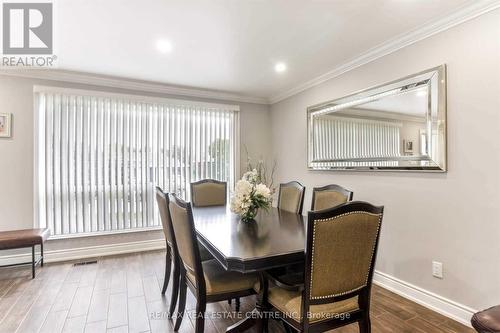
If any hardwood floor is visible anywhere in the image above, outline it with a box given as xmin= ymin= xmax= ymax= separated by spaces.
xmin=0 ymin=250 xmax=474 ymax=333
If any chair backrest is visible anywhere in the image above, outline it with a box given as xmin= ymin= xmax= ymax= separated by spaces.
xmin=302 ymin=201 xmax=384 ymax=325
xmin=278 ymin=181 xmax=306 ymax=214
xmin=190 ymin=179 xmax=227 ymax=207
xmin=168 ymin=194 xmax=204 ymax=289
xmin=311 ymin=184 xmax=353 ymax=211
xmin=155 ymin=187 xmax=171 ymax=244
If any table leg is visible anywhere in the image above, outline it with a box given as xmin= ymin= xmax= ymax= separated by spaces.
xmin=226 ymin=272 xmax=269 ymax=333
xmin=40 ymin=243 xmax=44 ymax=267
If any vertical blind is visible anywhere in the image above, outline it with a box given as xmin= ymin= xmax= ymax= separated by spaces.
xmin=313 ymin=116 xmax=401 ymax=160
xmin=35 ymin=87 xmax=239 ymax=237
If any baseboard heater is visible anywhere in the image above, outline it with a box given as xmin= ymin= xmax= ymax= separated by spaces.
xmin=73 ymin=260 xmax=98 ymax=266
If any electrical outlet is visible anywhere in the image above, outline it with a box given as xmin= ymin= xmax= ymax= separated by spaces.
xmin=432 ymin=261 xmax=443 ymax=279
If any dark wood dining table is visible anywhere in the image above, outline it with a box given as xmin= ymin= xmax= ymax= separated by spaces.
xmin=192 ymin=205 xmax=306 ymax=332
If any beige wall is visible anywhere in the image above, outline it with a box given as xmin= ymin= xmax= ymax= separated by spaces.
xmin=270 ymin=9 xmax=500 ymax=311
xmin=0 ymin=75 xmax=271 ymax=252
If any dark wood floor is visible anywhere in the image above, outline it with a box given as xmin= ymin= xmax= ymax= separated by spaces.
xmin=0 ymin=250 xmax=474 ymax=333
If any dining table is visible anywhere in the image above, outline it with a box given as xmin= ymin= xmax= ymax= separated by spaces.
xmin=192 ymin=205 xmax=307 ymax=332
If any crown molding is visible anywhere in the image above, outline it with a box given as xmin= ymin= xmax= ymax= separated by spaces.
xmin=0 ymin=69 xmax=269 ymax=105
xmin=2 ymin=0 xmax=498 ymax=105
xmin=269 ymin=0 xmax=500 ymax=104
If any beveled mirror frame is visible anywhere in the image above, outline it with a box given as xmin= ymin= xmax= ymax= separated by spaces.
xmin=307 ymin=65 xmax=447 ymax=172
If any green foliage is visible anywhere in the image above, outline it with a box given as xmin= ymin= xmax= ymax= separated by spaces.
xmin=209 ymin=138 xmax=230 ymax=162
xmin=251 ymin=193 xmax=272 ymax=210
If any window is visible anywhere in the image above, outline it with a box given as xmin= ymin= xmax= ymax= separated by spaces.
xmin=35 ymin=86 xmax=240 ymax=238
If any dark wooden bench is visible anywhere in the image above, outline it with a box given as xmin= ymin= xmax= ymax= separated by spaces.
xmin=0 ymin=228 xmax=50 ymax=278
xmin=472 ymin=305 xmax=500 ymax=333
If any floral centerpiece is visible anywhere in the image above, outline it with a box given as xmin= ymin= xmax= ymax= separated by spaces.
xmin=230 ymin=168 xmax=274 ymax=222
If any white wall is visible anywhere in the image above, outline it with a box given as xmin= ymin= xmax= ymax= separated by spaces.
xmin=0 ymin=75 xmax=271 ymax=252
xmin=270 ymin=9 xmax=500 ymax=313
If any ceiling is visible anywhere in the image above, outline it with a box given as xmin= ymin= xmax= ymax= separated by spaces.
xmin=54 ymin=0 xmax=487 ymax=102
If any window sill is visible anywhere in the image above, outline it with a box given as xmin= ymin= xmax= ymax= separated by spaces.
xmin=47 ymin=226 xmax=163 ymax=241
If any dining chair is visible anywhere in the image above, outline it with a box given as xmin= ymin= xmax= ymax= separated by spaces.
xmin=264 ymin=201 xmax=384 ymax=332
xmin=168 ymin=194 xmax=258 ymax=333
xmin=155 ymin=187 xmax=214 ymax=318
xmin=191 ymin=179 xmax=227 ymax=207
xmin=311 ymin=184 xmax=353 ymax=211
xmin=271 ymin=185 xmax=353 ymax=284
xmin=190 ymin=178 xmax=239 ymax=309
xmin=155 ymin=187 xmax=178 ymax=317
xmin=278 ymin=181 xmax=306 ymax=214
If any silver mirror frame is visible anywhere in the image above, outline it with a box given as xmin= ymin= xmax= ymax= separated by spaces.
xmin=307 ymin=65 xmax=447 ymax=172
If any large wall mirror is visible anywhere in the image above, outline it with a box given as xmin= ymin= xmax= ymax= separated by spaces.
xmin=307 ymin=65 xmax=447 ymax=172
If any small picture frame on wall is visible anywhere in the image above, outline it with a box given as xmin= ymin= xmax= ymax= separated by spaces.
xmin=403 ymin=139 xmax=413 ymax=154
xmin=0 ymin=113 xmax=12 ymax=138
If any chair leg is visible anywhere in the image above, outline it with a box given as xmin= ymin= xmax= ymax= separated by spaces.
xmin=174 ymin=274 xmax=187 ymax=331
xmin=235 ymin=297 xmax=241 ymax=312
xmin=169 ymin=257 xmax=181 ymax=318
xmin=358 ymin=290 xmax=372 ymax=333
xmin=263 ymin=319 xmax=269 ymax=333
xmin=162 ymin=246 xmax=172 ymax=295
xmin=358 ymin=314 xmax=371 ymax=333
xmin=195 ymin=300 xmax=206 ymax=333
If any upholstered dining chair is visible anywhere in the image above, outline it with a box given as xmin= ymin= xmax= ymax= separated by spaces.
xmin=155 ymin=187 xmax=179 ymax=317
xmin=191 ymin=179 xmax=227 ymax=207
xmin=190 ymin=178 xmax=240 ymax=309
xmin=168 ymin=194 xmax=258 ymax=333
xmin=155 ymin=187 xmax=214 ymax=318
xmin=155 ymin=189 xmax=173 ymax=291
xmin=311 ymin=184 xmax=353 ymax=211
xmin=278 ymin=181 xmax=306 ymax=214
xmin=264 ymin=201 xmax=384 ymax=333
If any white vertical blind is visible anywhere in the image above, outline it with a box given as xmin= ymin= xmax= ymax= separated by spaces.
xmin=35 ymin=87 xmax=239 ymax=237
xmin=313 ymin=116 xmax=401 ymax=160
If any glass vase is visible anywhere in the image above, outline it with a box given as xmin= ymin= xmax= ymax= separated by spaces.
xmin=241 ymin=206 xmax=258 ymax=223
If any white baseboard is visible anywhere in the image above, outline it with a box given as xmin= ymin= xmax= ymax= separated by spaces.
xmin=0 ymin=239 xmax=166 ymax=266
xmin=373 ymin=270 xmax=476 ymax=327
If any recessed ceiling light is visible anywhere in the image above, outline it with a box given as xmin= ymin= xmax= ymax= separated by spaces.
xmin=274 ymin=62 xmax=287 ymax=73
xmin=156 ymin=39 xmax=173 ymax=54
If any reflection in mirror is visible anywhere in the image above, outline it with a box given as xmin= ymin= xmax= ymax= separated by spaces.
xmin=308 ymin=65 xmax=446 ymax=171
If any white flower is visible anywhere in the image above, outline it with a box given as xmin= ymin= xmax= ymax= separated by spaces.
xmin=231 ymin=175 xmax=274 ymax=218
xmin=254 ymin=183 xmax=271 ymax=198
xmin=235 ymin=179 xmax=253 ymax=196
xmin=230 ymin=196 xmax=244 ymax=214
xmin=242 ymin=169 xmax=258 ymax=184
